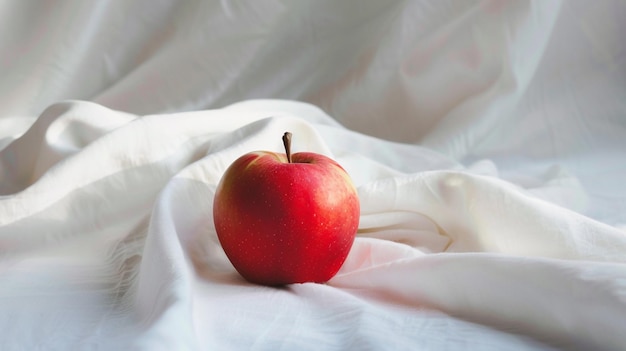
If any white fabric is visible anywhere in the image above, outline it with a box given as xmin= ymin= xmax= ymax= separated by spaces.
xmin=1 ymin=1 xmax=625 ymax=350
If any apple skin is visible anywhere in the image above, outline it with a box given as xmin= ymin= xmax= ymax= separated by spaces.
xmin=213 ymin=150 xmax=360 ymax=286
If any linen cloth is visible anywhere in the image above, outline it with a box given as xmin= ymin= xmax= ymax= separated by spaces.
xmin=1 ymin=1 xmax=625 ymax=350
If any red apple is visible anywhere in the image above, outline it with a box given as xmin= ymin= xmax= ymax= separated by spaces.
xmin=213 ymin=132 xmax=360 ymax=286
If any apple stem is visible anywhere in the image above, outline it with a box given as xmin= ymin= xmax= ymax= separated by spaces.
xmin=282 ymin=132 xmax=292 ymax=163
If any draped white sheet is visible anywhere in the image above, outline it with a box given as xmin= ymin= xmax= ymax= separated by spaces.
xmin=1 ymin=1 xmax=625 ymax=350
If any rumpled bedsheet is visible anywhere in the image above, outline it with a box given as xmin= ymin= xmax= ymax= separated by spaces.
xmin=1 ymin=100 xmax=625 ymax=350
xmin=1 ymin=0 xmax=625 ymax=350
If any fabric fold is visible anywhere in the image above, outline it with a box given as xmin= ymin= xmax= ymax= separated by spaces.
xmin=1 ymin=99 xmax=624 ymax=350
